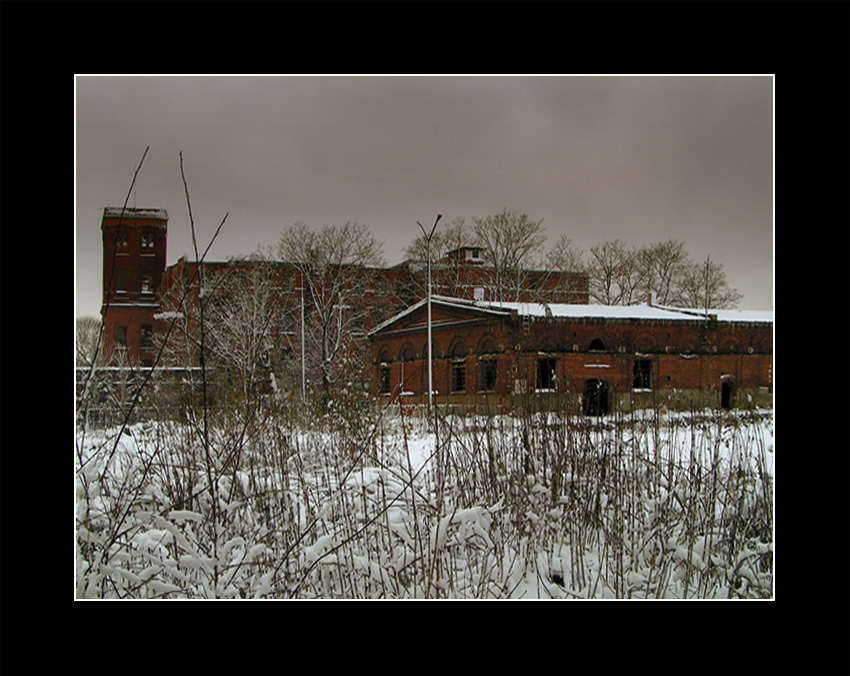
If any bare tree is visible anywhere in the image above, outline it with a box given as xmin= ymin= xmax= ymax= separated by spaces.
xmin=472 ymin=208 xmax=546 ymax=302
xmin=587 ymin=239 xmax=641 ymax=305
xmin=544 ymin=233 xmax=587 ymax=301
xmin=278 ymin=221 xmax=385 ymax=404
xmin=203 ymin=253 xmax=298 ymax=402
xmin=635 ymin=240 xmax=690 ymax=305
xmin=76 ymin=316 xmax=102 ymax=367
xmin=677 ymin=257 xmax=743 ymax=309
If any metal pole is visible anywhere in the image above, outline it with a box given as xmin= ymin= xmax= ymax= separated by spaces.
xmin=417 ymin=215 xmax=442 ymax=412
xmin=300 ymin=273 xmax=306 ymax=400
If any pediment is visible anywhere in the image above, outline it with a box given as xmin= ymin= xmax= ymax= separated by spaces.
xmin=370 ymin=296 xmax=513 ymax=337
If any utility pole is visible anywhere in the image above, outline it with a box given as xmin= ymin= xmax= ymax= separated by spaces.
xmin=299 ymin=271 xmax=306 ymax=400
xmin=417 ymin=214 xmax=442 ymax=598
xmin=417 ymin=214 xmax=442 ymax=413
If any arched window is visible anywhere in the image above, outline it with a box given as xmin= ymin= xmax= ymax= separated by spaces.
xmin=479 ymin=337 xmax=497 ymax=354
xmin=450 ymin=340 xmax=467 ymax=393
xmin=589 ymin=338 xmax=606 ymax=351
xmin=379 ymin=349 xmax=392 ymax=394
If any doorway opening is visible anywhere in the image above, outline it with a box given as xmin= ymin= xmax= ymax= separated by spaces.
xmin=721 ymin=379 xmax=735 ymax=409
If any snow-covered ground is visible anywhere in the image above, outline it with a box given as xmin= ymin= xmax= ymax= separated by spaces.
xmin=76 ymin=407 xmax=773 ymax=599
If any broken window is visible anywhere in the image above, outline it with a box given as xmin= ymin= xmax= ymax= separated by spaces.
xmin=583 ymin=379 xmax=609 ymax=416
xmin=480 ymin=358 xmax=497 ymax=392
xmin=537 ymin=357 xmax=556 ymax=390
xmin=379 ymin=364 xmax=392 ymax=394
xmin=451 ymin=360 xmax=466 ymax=393
xmin=633 ymin=359 xmax=652 ymax=390
xmin=141 ymin=231 xmax=155 ymax=249
xmin=141 ymin=270 xmax=154 ymax=294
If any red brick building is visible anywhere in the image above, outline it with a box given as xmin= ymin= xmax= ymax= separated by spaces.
xmin=368 ymin=296 xmax=773 ymax=413
xmin=95 ymin=207 xmax=770 ymax=413
xmin=97 ymin=208 xmax=588 ymax=375
xmin=100 ymin=207 xmax=169 ymax=366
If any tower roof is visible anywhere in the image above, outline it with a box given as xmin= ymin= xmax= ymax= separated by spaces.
xmin=102 ymin=207 xmax=168 ymax=222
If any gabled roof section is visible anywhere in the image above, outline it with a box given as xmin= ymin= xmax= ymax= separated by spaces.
xmin=371 ymin=296 xmax=772 ymax=337
xmin=368 ymin=295 xmax=514 ymax=337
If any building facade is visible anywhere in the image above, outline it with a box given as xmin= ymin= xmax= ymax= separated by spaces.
xmin=368 ymin=296 xmax=773 ymax=414
xmin=97 ymin=208 xmax=588 ymax=374
xmin=100 ymin=207 xmax=169 ymax=367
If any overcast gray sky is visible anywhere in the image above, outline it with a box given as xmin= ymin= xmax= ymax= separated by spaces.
xmin=75 ymin=75 xmax=773 ymax=318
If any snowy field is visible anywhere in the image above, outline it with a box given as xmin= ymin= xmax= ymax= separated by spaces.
xmin=76 ymin=407 xmax=773 ymax=599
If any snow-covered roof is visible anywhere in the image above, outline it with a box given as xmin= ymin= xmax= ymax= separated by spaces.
xmin=370 ymin=295 xmax=772 ymax=336
xmin=103 ymin=207 xmax=168 ymax=221
xmin=477 ymin=300 xmax=773 ymax=324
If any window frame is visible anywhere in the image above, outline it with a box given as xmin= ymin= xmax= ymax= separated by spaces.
xmin=632 ymin=359 xmax=653 ymax=390
xmin=536 ymin=357 xmax=557 ymax=391
xmin=480 ymin=357 xmax=497 ymax=392
xmin=379 ymin=363 xmax=392 ymax=395
xmin=451 ymin=359 xmax=467 ymax=394
xmin=115 ymin=324 xmax=128 ymax=349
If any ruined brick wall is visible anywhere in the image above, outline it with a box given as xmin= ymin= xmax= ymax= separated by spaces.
xmin=370 ymin=310 xmax=772 ymax=413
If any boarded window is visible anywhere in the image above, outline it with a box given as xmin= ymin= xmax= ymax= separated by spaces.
xmin=537 ymin=357 xmax=556 ymax=390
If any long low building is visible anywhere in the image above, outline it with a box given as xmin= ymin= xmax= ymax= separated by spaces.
xmin=368 ymin=296 xmax=773 ymax=414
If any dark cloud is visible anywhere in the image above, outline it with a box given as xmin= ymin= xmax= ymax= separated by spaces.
xmin=76 ymin=75 xmax=773 ymax=317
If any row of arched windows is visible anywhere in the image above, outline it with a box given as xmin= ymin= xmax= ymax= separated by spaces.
xmin=379 ymin=336 xmax=611 ymax=364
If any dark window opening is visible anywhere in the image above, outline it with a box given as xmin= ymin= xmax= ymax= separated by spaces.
xmin=537 ymin=357 xmax=556 ymax=390
xmin=583 ymin=379 xmax=609 ymax=416
xmin=589 ymin=338 xmax=605 ymax=351
xmin=379 ymin=364 xmax=391 ymax=394
xmin=115 ymin=268 xmax=127 ymax=293
xmin=141 ymin=324 xmax=153 ymax=349
xmin=451 ymin=360 xmax=466 ymax=393
xmin=721 ymin=380 xmax=734 ymax=409
xmin=115 ymin=325 xmax=128 ymax=348
xmin=633 ymin=360 xmax=652 ymax=390
xmin=141 ymin=271 xmax=154 ymax=294
xmin=481 ymin=359 xmax=497 ymax=392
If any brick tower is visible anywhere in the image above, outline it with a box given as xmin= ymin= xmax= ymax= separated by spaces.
xmin=100 ymin=207 xmax=168 ymax=366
